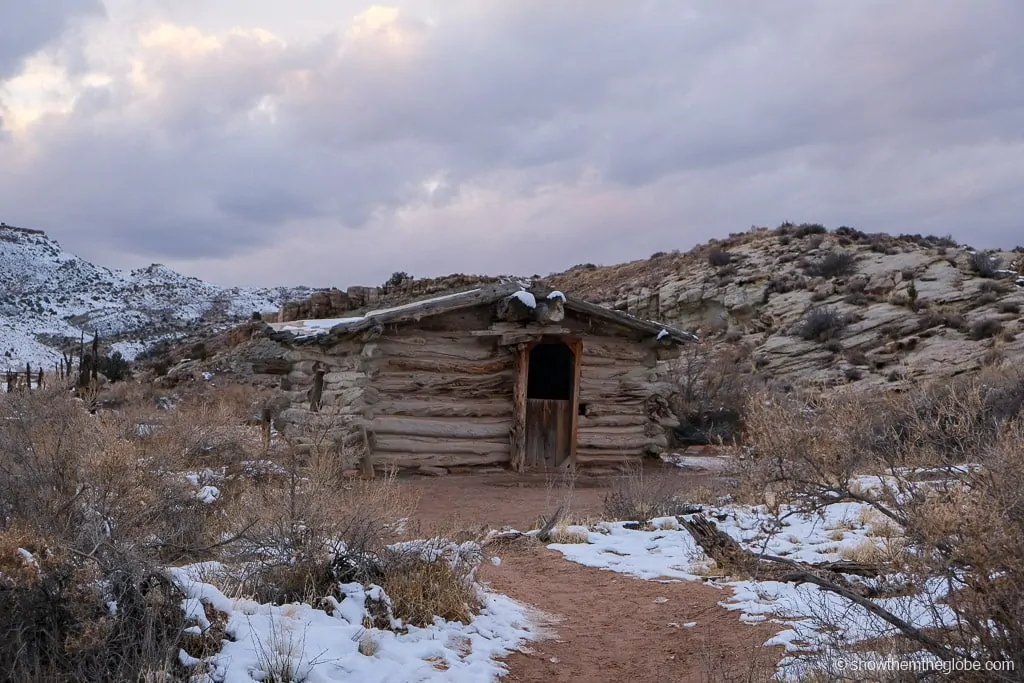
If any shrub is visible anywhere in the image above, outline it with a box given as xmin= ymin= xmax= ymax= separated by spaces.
xmin=805 ymin=233 xmax=825 ymax=249
xmin=794 ymin=223 xmax=827 ymax=237
xmin=707 ymin=248 xmax=732 ymax=267
xmin=823 ymin=339 xmax=843 ymax=354
xmin=970 ymin=252 xmax=1002 ymax=278
xmin=843 ymin=292 xmax=870 ymax=306
xmin=740 ymin=381 xmax=1024 ymax=671
xmin=979 ymin=279 xmax=1009 ymax=294
xmin=917 ymin=307 xmax=967 ymax=333
xmin=377 ymin=540 xmax=482 ymax=626
xmin=969 ymin=317 xmax=1004 ymax=340
xmin=1000 ymin=301 xmax=1021 ymax=314
xmin=189 ymin=342 xmax=208 ymax=360
xmin=795 ymin=307 xmax=848 ymax=341
xmin=603 ymin=466 xmax=694 ymax=524
xmin=0 ymin=533 xmax=187 ymax=682
xmin=384 ymin=271 xmax=412 ymax=288
xmin=977 ymin=292 xmax=999 ymax=306
xmin=669 ymin=342 xmax=750 ymax=445
xmin=803 ymin=251 xmax=857 ymax=279
xmin=845 ymin=349 xmax=868 ymax=366
xmin=97 ymin=351 xmax=131 ymax=382
xmin=834 ymin=226 xmax=866 ymax=241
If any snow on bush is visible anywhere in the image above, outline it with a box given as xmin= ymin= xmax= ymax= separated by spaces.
xmin=168 ymin=548 xmax=540 ymax=683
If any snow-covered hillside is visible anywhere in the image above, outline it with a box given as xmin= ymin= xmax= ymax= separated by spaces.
xmin=0 ymin=224 xmax=315 ymax=370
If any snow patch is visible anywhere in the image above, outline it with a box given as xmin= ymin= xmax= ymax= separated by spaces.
xmin=511 ymin=290 xmax=537 ymax=309
xmin=166 ymin=558 xmax=541 ymax=682
xmin=547 ymin=496 xmax=957 ymax=669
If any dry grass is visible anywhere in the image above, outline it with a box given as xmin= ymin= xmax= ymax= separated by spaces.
xmin=377 ymin=541 xmax=482 ymax=627
xmin=838 ymin=538 xmax=906 ymax=566
xmin=0 ymin=380 xmax=475 ymax=680
xmin=545 ymin=520 xmax=591 ymax=544
xmin=697 ymin=625 xmax=778 ymax=683
xmin=603 ymin=465 xmax=696 ymax=524
xmin=740 ymin=376 xmax=1024 ymax=674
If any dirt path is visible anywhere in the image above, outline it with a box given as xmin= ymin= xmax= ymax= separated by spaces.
xmin=403 ymin=470 xmax=783 ymax=682
xmin=482 ymin=545 xmax=781 ymax=683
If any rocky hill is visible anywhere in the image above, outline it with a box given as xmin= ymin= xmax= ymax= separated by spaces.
xmin=7 ymin=219 xmax=1023 ymax=393
xmin=0 ymin=223 xmax=317 ymax=370
xmin=544 ymin=224 xmax=1024 ymax=391
xmin=243 ymin=223 xmax=1024 ymax=392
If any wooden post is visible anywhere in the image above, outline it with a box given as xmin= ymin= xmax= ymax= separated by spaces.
xmin=25 ymin=362 xmax=31 ymax=391
xmin=510 ymin=343 xmax=530 ymax=472
xmin=360 ymin=425 xmax=376 ymax=479
xmin=309 ymin=370 xmax=324 ymax=412
xmin=91 ymin=334 xmax=99 ymax=383
xmin=261 ymin=408 xmax=272 ymax=452
xmin=36 ymin=368 xmax=44 ymax=391
xmin=568 ymin=339 xmax=583 ymax=468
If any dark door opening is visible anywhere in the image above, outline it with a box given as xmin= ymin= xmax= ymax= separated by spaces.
xmin=524 ymin=341 xmax=576 ymax=469
xmin=527 ymin=342 xmax=575 ymax=400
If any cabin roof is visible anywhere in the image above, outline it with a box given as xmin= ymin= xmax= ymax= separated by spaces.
xmin=265 ymin=282 xmax=699 ymax=345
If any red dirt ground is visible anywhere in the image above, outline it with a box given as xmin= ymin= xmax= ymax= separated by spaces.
xmin=403 ymin=469 xmax=784 ymax=682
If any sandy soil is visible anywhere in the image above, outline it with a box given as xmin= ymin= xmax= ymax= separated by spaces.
xmin=402 ymin=466 xmax=719 ymax=530
xmin=403 ymin=468 xmax=784 ymax=682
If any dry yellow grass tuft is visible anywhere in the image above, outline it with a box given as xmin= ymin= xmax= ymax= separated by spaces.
xmin=377 ymin=555 xmax=482 ymax=627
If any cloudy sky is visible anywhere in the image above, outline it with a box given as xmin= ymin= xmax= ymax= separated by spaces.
xmin=1 ymin=1 xmax=1022 ymax=288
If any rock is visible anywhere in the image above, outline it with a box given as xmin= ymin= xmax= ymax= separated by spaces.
xmin=541 ymin=232 xmax=1022 ymax=392
xmin=417 ymin=466 xmax=449 ymax=477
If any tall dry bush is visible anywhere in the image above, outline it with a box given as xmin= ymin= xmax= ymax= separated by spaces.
xmin=669 ymin=340 xmax=754 ymax=445
xmin=235 ymin=448 xmax=418 ymax=604
xmin=1 ymin=380 xmax=461 ymax=679
xmin=741 ymin=375 xmax=1024 ymax=677
xmin=0 ymin=388 xmax=202 ymax=680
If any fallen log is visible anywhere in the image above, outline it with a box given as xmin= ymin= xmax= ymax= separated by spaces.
xmin=676 ymin=514 xmax=882 ymax=580
xmin=675 ymin=514 xmax=955 ymax=661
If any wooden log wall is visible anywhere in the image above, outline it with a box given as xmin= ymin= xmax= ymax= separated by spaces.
xmin=574 ymin=336 xmax=671 ymax=466
xmin=363 ymin=312 xmax=515 ymax=470
xmin=262 ymin=343 xmax=371 ymax=467
xmin=252 ymin=304 xmax=684 ymax=472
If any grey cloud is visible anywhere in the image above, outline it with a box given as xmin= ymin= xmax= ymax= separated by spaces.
xmin=0 ymin=0 xmax=104 ymax=78
xmin=2 ymin=1 xmax=1023 ymax=285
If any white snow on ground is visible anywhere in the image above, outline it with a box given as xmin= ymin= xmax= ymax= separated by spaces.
xmin=547 ymin=496 xmax=956 ymax=677
xmin=167 ymin=549 xmax=540 ymax=682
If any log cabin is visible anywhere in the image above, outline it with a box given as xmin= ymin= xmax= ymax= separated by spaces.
xmin=255 ymin=282 xmax=697 ymax=474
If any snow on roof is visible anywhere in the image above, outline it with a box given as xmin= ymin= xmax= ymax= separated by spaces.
xmin=266 ymin=283 xmax=698 ymax=344
xmin=268 ymin=289 xmax=483 ymax=338
xmin=511 ymin=290 xmax=537 ymax=309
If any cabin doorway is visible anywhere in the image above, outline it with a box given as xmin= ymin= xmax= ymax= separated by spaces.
xmin=522 ymin=340 xmax=581 ymax=469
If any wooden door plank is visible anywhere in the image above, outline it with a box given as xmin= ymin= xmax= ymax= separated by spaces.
xmin=568 ymin=339 xmax=582 ymax=468
xmin=510 ymin=343 xmax=530 ymax=472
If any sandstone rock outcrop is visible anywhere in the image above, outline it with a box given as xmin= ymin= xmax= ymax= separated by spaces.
xmin=232 ymin=225 xmax=1024 ymax=392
